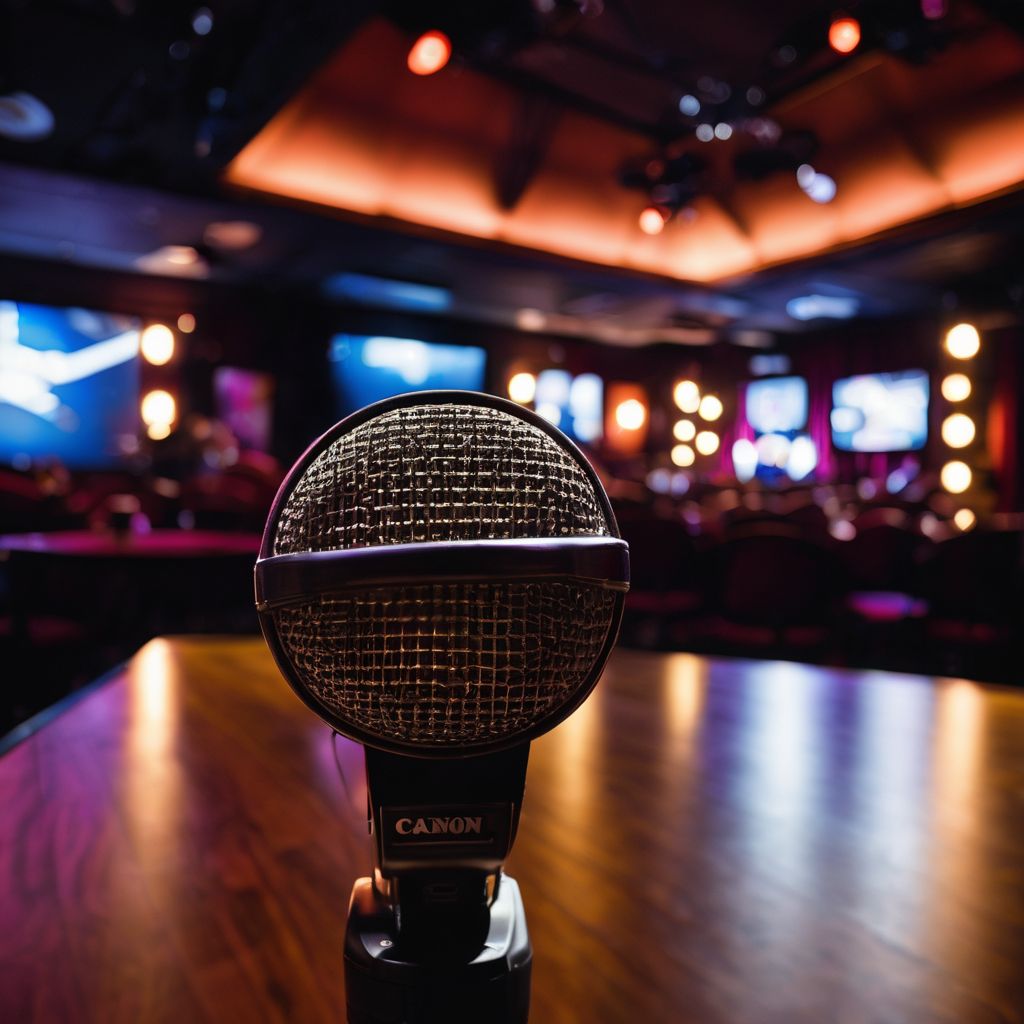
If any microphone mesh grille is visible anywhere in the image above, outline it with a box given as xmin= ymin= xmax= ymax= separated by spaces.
xmin=273 ymin=405 xmax=610 ymax=555
xmin=268 ymin=402 xmax=617 ymax=749
xmin=274 ymin=581 xmax=617 ymax=746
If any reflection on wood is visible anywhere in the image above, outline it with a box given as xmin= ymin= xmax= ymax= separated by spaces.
xmin=1 ymin=638 xmax=1022 ymax=1023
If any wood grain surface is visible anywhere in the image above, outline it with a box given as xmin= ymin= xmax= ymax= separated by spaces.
xmin=2 ymin=637 xmax=1022 ymax=1023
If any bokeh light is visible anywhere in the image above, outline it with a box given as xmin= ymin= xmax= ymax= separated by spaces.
xmin=141 ymin=389 xmax=176 ymax=428
xmin=698 ymin=394 xmax=723 ymax=421
xmin=829 ymin=16 xmax=861 ymax=54
xmin=673 ymin=379 xmax=700 ymax=413
xmin=953 ymin=508 xmax=976 ymax=531
xmin=940 ymin=373 xmax=971 ymax=402
xmin=671 ymin=444 xmax=695 ymax=467
xmin=140 ymin=324 xmax=175 ymax=366
xmin=639 ymin=206 xmax=667 ymax=235
xmin=508 ymin=372 xmax=537 ymax=404
xmin=941 ymin=460 xmax=972 ymax=494
xmin=673 ymin=419 xmax=696 ymax=442
xmin=695 ymin=430 xmax=720 ymax=455
xmin=945 ymin=322 xmax=980 ymax=359
xmin=407 ymin=30 xmax=452 ymax=76
xmin=615 ymin=398 xmax=647 ymax=431
xmin=941 ymin=413 xmax=975 ymax=449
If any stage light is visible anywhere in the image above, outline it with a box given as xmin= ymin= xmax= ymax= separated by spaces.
xmin=942 ymin=413 xmax=975 ymax=449
xmin=953 ymin=508 xmax=976 ymax=531
xmin=673 ymin=379 xmax=700 ymax=413
xmin=140 ymin=324 xmax=175 ymax=366
xmin=671 ymin=444 xmax=695 ymax=467
xmin=615 ymin=398 xmax=647 ymax=431
xmin=695 ymin=430 xmax=719 ymax=455
xmin=945 ymin=323 xmax=980 ymax=359
xmin=679 ymin=94 xmax=700 ymax=116
xmin=714 ymin=123 xmax=733 ymax=140
xmin=941 ymin=373 xmax=971 ymax=402
xmin=698 ymin=394 xmax=723 ymax=421
xmin=177 ymin=312 xmax=196 ymax=334
xmin=696 ymin=123 xmax=714 ymax=142
xmin=147 ymin=422 xmax=172 ymax=441
xmin=508 ymin=372 xmax=537 ymax=404
xmin=141 ymin=389 xmax=176 ymax=428
xmin=941 ymin=460 xmax=971 ymax=494
xmin=673 ymin=419 xmax=696 ymax=442
xmin=829 ymin=16 xmax=861 ymax=54
xmin=639 ymin=206 xmax=667 ymax=235
xmin=407 ymin=30 xmax=451 ymax=76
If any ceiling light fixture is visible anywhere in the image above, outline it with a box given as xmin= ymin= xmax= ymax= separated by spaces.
xmin=407 ymin=30 xmax=452 ymax=76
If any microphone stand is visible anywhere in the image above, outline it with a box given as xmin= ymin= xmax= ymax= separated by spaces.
xmin=344 ymin=746 xmax=533 ymax=1024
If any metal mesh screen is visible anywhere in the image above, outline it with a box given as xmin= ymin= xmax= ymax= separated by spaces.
xmin=274 ymin=580 xmax=617 ymax=746
xmin=267 ymin=402 xmax=618 ymax=749
xmin=273 ymin=404 xmax=610 ymax=554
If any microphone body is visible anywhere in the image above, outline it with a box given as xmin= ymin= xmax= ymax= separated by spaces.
xmin=255 ymin=391 xmax=628 ymax=1023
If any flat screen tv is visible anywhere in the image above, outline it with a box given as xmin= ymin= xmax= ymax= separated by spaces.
xmin=534 ymin=369 xmax=603 ymax=444
xmin=329 ymin=335 xmax=486 ymax=415
xmin=745 ymin=376 xmax=808 ymax=434
xmin=831 ymin=370 xmax=929 ymax=452
xmin=0 ymin=299 xmax=140 ymax=468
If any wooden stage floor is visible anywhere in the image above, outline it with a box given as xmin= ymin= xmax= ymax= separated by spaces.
xmin=2 ymin=637 xmax=1022 ymax=1023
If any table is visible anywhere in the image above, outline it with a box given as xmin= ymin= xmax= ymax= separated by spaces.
xmin=2 ymin=638 xmax=1022 ymax=1023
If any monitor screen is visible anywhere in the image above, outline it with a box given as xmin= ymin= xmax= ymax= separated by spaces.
xmin=745 ymin=376 xmax=808 ymax=434
xmin=329 ymin=335 xmax=486 ymax=415
xmin=0 ymin=299 xmax=140 ymax=468
xmin=534 ymin=370 xmax=603 ymax=443
xmin=831 ymin=370 xmax=929 ymax=452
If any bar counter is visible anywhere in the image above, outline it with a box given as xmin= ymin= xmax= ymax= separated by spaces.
xmin=2 ymin=638 xmax=1022 ymax=1023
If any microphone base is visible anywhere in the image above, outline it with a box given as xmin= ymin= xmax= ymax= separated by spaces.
xmin=344 ymin=874 xmax=532 ymax=1024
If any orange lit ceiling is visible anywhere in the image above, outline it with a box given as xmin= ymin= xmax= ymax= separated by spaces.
xmin=226 ymin=17 xmax=1024 ymax=286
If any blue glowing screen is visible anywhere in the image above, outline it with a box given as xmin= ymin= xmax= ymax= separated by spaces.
xmin=329 ymin=335 xmax=487 ymax=414
xmin=0 ymin=300 xmax=140 ymax=468
xmin=745 ymin=376 xmax=808 ymax=435
xmin=831 ymin=370 xmax=929 ymax=452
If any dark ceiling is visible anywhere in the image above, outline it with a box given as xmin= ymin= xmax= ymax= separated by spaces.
xmin=0 ymin=0 xmax=1022 ymax=342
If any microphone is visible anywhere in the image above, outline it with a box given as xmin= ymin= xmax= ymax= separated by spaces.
xmin=254 ymin=391 xmax=628 ymax=1024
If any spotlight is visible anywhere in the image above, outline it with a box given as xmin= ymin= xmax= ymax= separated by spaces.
xmin=508 ymin=372 xmax=537 ymax=404
xmin=941 ymin=460 xmax=971 ymax=494
xmin=695 ymin=431 xmax=719 ymax=455
xmin=829 ymin=16 xmax=861 ymax=54
xmin=671 ymin=444 xmax=695 ymax=467
xmin=942 ymin=413 xmax=975 ymax=449
xmin=945 ymin=323 xmax=980 ymax=359
xmin=673 ymin=379 xmax=700 ymax=414
xmin=673 ymin=419 xmax=696 ymax=442
xmin=140 ymin=324 xmax=175 ymax=366
xmin=941 ymin=373 xmax=971 ymax=402
xmin=638 ymin=206 xmax=667 ymax=235
xmin=407 ymin=30 xmax=452 ymax=76
xmin=698 ymin=395 xmax=723 ymax=421
xmin=615 ymin=398 xmax=647 ymax=431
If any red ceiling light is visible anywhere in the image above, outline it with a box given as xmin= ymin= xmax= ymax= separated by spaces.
xmin=638 ymin=206 xmax=667 ymax=235
xmin=407 ymin=30 xmax=452 ymax=76
xmin=829 ymin=16 xmax=861 ymax=54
